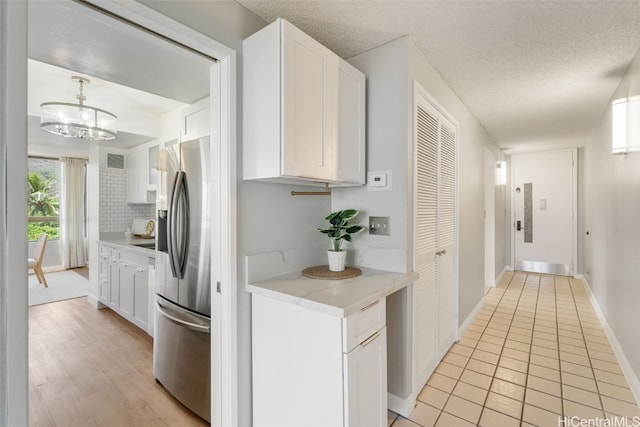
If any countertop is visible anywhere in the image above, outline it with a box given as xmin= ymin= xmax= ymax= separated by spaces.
xmin=98 ymin=238 xmax=157 ymax=257
xmin=246 ymin=267 xmax=418 ymax=318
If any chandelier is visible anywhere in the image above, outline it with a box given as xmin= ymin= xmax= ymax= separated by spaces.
xmin=40 ymin=76 xmax=117 ymax=141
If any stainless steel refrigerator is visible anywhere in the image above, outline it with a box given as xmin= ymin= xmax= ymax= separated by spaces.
xmin=153 ymin=137 xmax=211 ymax=422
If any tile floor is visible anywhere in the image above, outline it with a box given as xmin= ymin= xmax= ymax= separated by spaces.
xmin=389 ymin=271 xmax=640 ymax=426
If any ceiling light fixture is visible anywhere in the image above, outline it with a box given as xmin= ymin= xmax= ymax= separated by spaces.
xmin=40 ymin=76 xmax=117 ymax=141
xmin=612 ymin=96 xmax=640 ymax=154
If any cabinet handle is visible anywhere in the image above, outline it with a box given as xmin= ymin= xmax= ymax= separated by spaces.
xmin=360 ymin=300 xmax=379 ymax=312
xmin=136 ymin=267 xmax=145 ymax=273
xmin=120 ymin=262 xmax=129 ymax=267
xmin=360 ymin=331 xmax=381 ymax=347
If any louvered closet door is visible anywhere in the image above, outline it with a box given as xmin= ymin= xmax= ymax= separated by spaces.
xmin=413 ymin=85 xmax=458 ymax=392
xmin=437 ymin=118 xmax=457 ymax=358
xmin=413 ymin=99 xmax=439 ymax=389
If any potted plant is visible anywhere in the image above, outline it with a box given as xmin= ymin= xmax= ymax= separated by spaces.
xmin=318 ymin=209 xmax=365 ymax=272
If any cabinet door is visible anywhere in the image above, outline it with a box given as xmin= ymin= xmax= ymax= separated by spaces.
xmin=126 ymin=149 xmax=150 ymax=203
xmin=131 ymin=265 xmax=148 ymax=331
xmin=181 ymin=98 xmax=210 ymax=141
xmin=98 ymin=252 xmax=111 ymax=304
xmin=148 ymin=144 xmax=159 ymax=191
xmin=108 ymin=256 xmax=120 ymax=310
xmin=343 ymin=327 xmax=387 ymax=427
xmin=117 ymin=262 xmax=134 ymax=319
xmin=281 ymin=20 xmax=335 ymax=181
xmin=336 ymin=59 xmax=366 ymax=184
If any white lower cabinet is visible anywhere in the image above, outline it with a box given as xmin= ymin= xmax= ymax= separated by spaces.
xmin=252 ymin=294 xmax=387 ymax=427
xmin=97 ymin=243 xmax=151 ymax=332
xmin=344 ymin=327 xmax=387 ymax=427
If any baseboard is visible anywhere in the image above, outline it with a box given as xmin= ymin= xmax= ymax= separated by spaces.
xmin=43 ymin=265 xmax=65 ymax=273
xmin=86 ymin=294 xmax=106 ymax=309
xmin=497 ymin=266 xmax=509 ymax=284
xmin=388 ymin=392 xmax=416 ymax=417
xmin=484 ymin=280 xmax=496 ymax=287
xmin=505 ymin=265 xmax=514 ymax=271
xmin=579 ymin=276 xmax=640 ymax=406
xmin=459 ymin=295 xmax=485 ymax=339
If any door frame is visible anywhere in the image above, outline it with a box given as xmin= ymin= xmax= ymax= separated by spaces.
xmin=510 ymin=148 xmax=577 ymax=277
xmin=2 ymin=1 xmax=238 ymax=425
xmin=411 ymin=81 xmax=460 ymax=397
xmin=484 ymin=148 xmax=496 ymax=287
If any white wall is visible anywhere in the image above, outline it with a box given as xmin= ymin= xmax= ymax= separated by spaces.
xmin=583 ymin=47 xmax=640 ymax=383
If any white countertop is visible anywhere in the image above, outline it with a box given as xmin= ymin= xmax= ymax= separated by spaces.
xmin=247 ymin=268 xmax=418 ymax=317
xmin=98 ymin=238 xmax=157 ymax=257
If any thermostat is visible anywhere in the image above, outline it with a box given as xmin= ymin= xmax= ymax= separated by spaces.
xmin=367 ymin=170 xmax=392 ymax=191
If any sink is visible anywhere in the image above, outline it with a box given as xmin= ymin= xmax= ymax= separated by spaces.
xmin=129 ymin=241 xmax=156 ymax=249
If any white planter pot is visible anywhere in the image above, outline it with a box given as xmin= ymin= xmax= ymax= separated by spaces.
xmin=327 ymin=250 xmax=347 ymax=272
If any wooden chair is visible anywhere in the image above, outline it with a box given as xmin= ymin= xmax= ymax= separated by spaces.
xmin=28 ymin=233 xmax=48 ymax=288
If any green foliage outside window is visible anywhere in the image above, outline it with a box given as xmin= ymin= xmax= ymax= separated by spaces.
xmin=28 ymin=222 xmax=60 ymax=241
xmin=28 ymin=172 xmax=59 ymax=217
xmin=27 ymin=158 xmax=60 ymax=241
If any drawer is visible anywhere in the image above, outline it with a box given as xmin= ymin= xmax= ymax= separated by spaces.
xmin=118 ymin=259 xmax=147 ymax=275
xmin=99 ymin=245 xmax=112 ymax=257
xmin=118 ymin=251 xmax=149 ymax=268
xmin=342 ymin=298 xmax=386 ymax=353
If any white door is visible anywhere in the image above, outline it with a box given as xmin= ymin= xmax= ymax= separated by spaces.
xmin=413 ymin=83 xmax=458 ymax=393
xmin=436 ymin=119 xmax=457 ymax=359
xmin=512 ymin=150 xmax=576 ymax=276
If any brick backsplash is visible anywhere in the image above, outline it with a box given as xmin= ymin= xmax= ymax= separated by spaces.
xmin=99 ymin=167 xmax=156 ymax=233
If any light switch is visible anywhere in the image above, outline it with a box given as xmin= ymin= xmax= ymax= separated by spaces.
xmin=369 ymin=216 xmax=390 ymax=236
xmin=540 ymin=198 xmax=547 ymax=210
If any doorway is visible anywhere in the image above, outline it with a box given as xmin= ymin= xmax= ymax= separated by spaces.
xmin=511 ymin=149 xmax=577 ymax=276
xmin=3 ymin=1 xmax=236 ymax=425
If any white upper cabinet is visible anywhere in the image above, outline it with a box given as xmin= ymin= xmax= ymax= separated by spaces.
xmin=126 ymin=148 xmax=152 ymax=204
xmin=336 ymin=60 xmax=366 ymax=184
xmin=243 ymin=19 xmax=365 ymax=186
xmin=181 ymin=97 xmax=210 ymax=142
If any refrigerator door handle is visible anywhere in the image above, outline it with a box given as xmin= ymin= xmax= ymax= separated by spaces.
xmin=156 ymin=301 xmax=210 ymax=333
xmin=168 ymin=171 xmax=181 ymax=278
xmin=176 ymin=172 xmax=190 ymax=278
xmin=169 ymin=171 xmax=189 ymax=279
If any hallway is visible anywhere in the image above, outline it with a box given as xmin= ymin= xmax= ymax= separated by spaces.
xmin=391 ymin=272 xmax=640 ymax=426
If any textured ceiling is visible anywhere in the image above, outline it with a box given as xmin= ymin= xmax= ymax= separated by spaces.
xmin=235 ymin=0 xmax=640 ymax=153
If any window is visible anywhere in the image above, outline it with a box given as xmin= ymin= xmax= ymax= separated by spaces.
xmin=27 ymin=157 xmax=60 ymax=241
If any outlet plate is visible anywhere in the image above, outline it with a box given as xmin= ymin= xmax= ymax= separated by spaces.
xmin=369 ymin=216 xmax=390 ymax=236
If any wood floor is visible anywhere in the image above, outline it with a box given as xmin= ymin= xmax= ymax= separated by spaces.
xmin=29 ymin=298 xmax=209 ymax=426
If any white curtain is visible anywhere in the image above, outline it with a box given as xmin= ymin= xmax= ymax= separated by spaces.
xmin=60 ymin=157 xmax=88 ymax=269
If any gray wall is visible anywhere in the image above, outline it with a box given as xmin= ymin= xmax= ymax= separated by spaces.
xmin=333 ymin=36 xmax=504 ymax=400
xmin=582 ymin=47 xmax=640 ymax=382
xmin=407 ymin=39 xmax=502 ymax=326
xmin=139 ymin=2 xmax=510 ymax=421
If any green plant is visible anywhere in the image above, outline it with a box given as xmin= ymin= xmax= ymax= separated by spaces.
xmin=27 ymin=172 xmax=59 ymax=217
xmin=317 ymin=209 xmax=365 ymax=252
xmin=28 ymin=222 xmax=60 ymax=241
